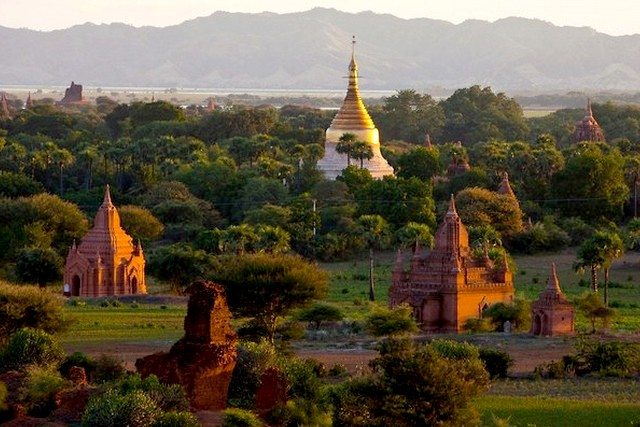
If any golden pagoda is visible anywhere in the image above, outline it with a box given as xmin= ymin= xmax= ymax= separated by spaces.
xmin=317 ymin=38 xmax=394 ymax=180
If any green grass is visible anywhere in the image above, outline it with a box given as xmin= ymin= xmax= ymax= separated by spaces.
xmin=477 ymin=396 xmax=640 ymax=426
xmin=60 ymin=303 xmax=185 ymax=344
xmin=523 ymin=109 xmax=556 ymax=118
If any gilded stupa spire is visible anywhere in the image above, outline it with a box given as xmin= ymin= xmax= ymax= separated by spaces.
xmin=328 ymin=36 xmax=375 ymax=131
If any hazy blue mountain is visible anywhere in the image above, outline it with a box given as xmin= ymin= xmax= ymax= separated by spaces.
xmin=1 ymin=8 xmax=640 ymax=91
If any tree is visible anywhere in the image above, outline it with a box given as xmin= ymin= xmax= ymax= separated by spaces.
xmin=147 ymin=244 xmax=213 ymax=292
xmin=336 ymin=133 xmax=357 ymax=166
xmin=365 ymin=305 xmax=418 ymax=337
xmin=0 ymin=171 xmax=44 ymax=197
xmin=441 ymin=85 xmax=529 ymax=144
xmin=330 ymin=338 xmax=489 ymax=427
xmin=575 ymin=231 xmax=624 ymax=303
xmin=212 ymin=254 xmax=328 ymax=343
xmin=395 ymin=222 xmax=434 ymax=251
xmin=455 ymin=187 xmax=523 ymax=238
xmin=396 ymin=147 xmax=442 ymax=181
xmin=551 ymin=145 xmax=628 ymax=221
xmin=371 ymin=89 xmax=445 ymax=143
xmin=351 ymin=141 xmax=374 ymax=168
xmin=356 ymin=215 xmax=391 ymax=301
xmin=297 ymin=303 xmax=344 ymax=330
xmin=14 ymin=247 xmax=63 ymax=288
xmin=577 ymin=293 xmax=615 ymax=333
xmin=118 ymin=205 xmax=165 ymax=243
xmin=0 ymin=283 xmax=68 ymax=341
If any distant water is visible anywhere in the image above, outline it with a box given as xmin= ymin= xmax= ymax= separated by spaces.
xmin=1 ymin=85 xmax=396 ymax=98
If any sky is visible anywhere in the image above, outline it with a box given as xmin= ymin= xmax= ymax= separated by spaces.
xmin=0 ymin=0 xmax=639 ymax=36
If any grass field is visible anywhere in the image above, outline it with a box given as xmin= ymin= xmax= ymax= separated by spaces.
xmin=523 ymin=109 xmax=556 ymax=118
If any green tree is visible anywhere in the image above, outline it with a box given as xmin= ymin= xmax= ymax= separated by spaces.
xmin=356 ymin=215 xmax=391 ymax=301
xmin=365 ymin=305 xmax=418 ymax=337
xmin=297 ymin=303 xmax=344 ymax=330
xmin=118 ymin=205 xmax=165 ymax=243
xmin=147 ymin=244 xmax=213 ymax=292
xmin=0 ymin=171 xmax=44 ymax=197
xmin=336 ymin=133 xmax=357 ymax=166
xmin=14 ymin=247 xmax=63 ymax=288
xmin=551 ymin=145 xmax=628 ymax=221
xmin=330 ymin=338 xmax=489 ymax=427
xmin=577 ymin=293 xmax=615 ymax=333
xmin=212 ymin=254 xmax=328 ymax=343
xmin=455 ymin=187 xmax=523 ymax=238
xmin=351 ymin=140 xmax=374 ymax=168
xmin=396 ymin=146 xmax=443 ymax=181
xmin=395 ymin=222 xmax=434 ymax=251
xmin=575 ymin=231 xmax=624 ymax=303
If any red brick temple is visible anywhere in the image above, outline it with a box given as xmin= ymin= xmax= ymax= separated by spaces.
xmin=531 ymin=263 xmax=575 ymax=336
xmin=571 ymin=99 xmax=605 ymax=143
xmin=63 ymin=185 xmax=146 ymax=296
xmin=389 ymin=196 xmax=515 ymax=332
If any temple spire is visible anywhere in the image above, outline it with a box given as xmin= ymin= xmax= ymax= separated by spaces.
xmin=102 ymin=184 xmax=113 ymax=207
xmin=0 ymin=92 xmax=10 ymax=118
xmin=446 ymin=194 xmax=458 ymax=218
xmin=425 ymin=133 xmax=432 ymax=148
xmin=547 ymin=263 xmax=562 ymax=293
xmin=587 ymin=98 xmax=593 ymax=117
xmin=497 ymin=171 xmax=516 ymax=199
xmin=26 ymin=92 xmax=34 ymax=109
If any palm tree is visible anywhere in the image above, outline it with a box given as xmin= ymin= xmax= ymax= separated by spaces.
xmin=573 ymin=231 xmax=623 ymax=301
xmin=336 ymin=133 xmax=357 ymax=166
xmin=574 ymin=237 xmax=605 ymax=293
xmin=356 ymin=214 xmax=390 ymax=301
xmin=351 ymin=141 xmax=374 ymax=168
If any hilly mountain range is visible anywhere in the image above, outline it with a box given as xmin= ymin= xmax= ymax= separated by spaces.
xmin=1 ymin=8 xmax=640 ymax=91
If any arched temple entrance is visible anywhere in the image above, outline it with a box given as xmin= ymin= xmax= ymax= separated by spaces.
xmin=131 ymin=276 xmax=138 ymax=294
xmin=72 ymin=275 xmax=81 ymax=296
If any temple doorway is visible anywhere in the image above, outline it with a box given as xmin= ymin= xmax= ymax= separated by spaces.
xmin=72 ymin=275 xmax=81 ymax=296
xmin=131 ymin=276 xmax=138 ymax=294
xmin=532 ymin=313 xmax=542 ymax=335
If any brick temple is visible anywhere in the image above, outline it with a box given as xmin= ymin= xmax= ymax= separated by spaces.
xmin=63 ymin=185 xmax=146 ymax=296
xmin=389 ymin=196 xmax=515 ymax=332
xmin=531 ymin=263 xmax=575 ymax=336
xmin=571 ymin=99 xmax=605 ymax=143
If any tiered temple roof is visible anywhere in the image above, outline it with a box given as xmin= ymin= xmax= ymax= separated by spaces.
xmin=531 ymin=263 xmax=575 ymax=336
xmin=571 ymin=99 xmax=605 ymax=143
xmin=0 ymin=93 xmax=11 ymax=119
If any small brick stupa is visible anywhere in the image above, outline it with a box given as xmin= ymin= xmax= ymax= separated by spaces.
xmin=531 ymin=263 xmax=575 ymax=336
xmin=389 ymin=196 xmax=515 ymax=332
xmin=0 ymin=92 xmax=12 ymax=119
xmin=63 ymin=185 xmax=146 ymax=296
xmin=571 ymin=99 xmax=605 ymax=143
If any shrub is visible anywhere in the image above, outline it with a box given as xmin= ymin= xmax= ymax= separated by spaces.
xmin=276 ymin=321 xmax=306 ymax=342
xmin=115 ymin=374 xmax=189 ymax=412
xmin=0 ymin=283 xmax=68 ymax=341
xmin=297 ymin=304 xmax=344 ymax=329
xmin=153 ymin=411 xmax=200 ymax=427
xmin=82 ymin=389 xmax=160 ymax=427
xmin=429 ymin=339 xmax=480 ymax=360
xmin=483 ymin=299 xmax=531 ymax=332
xmin=365 ymin=305 xmax=418 ymax=337
xmin=576 ymin=340 xmax=640 ymax=377
xmin=0 ymin=328 xmax=65 ymax=372
xmin=508 ymin=217 xmax=570 ymax=254
xmin=22 ymin=365 xmax=68 ymax=416
xmin=463 ymin=317 xmax=492 ymax=333
xmin=479 ymin=348 xmax=513 ymax=379
xmin=328 ymin=363 xmax=348 ymax=377
xmin=59 ymin=351 xmax=97 ymax=378
xmin=92 ymin=354 xmax=126 ymax=383
xmin=227 ymin=340 xmax=277 ymax=408
xmin=222 ymin=408 xmax=263 ymax=427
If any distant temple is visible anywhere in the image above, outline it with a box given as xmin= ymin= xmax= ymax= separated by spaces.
xmin=25 ymin=92 xmax=34 ymax=109
xmin=571 ymin=99 xmax=605 ymax=144
xmin=58 ymin=81 xmax=86 ymax=105
xmin=316 ymin=38 xmax=394 ymax=180
xmin=497 ymin=172 xmax=517 ymax=200
xmin=206 ymin=97 xmax=217 ymax=112
xmin=0 ymin=92 xmax=11 ymax=119
xmin=531 ymin=263 xmax=575 ymax=336
xmin=389 ymin=196 xmax=514 ymax=332
xmin=63 ymin=185 xmax=146 ymax=297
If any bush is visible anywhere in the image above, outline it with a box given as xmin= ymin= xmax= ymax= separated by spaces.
xmin=227 ymin=340 xmax=277 ymax=408
xmin=463 ymin=317 xmax=492 ymax=333
xmin=14 ymin=247 xmax=63 ymax=287
xmin=59 ymin=351 xmax=97 ymax=378
xmin=153 ymin=411 xmax=200 ymax=427
xmin=365 ymin=305 xmax=418 ymax=337
xmin=0 ymin=328 xmax=65 ymax=372
xmin=576 ymin=340 xmax=640 ymax=377
xmin=328 ymin=363 xmax=348 ymax=377
xmin=0 ymin=282 xmax=68 ymax=341
xmin=92 ymin=354 xmax=126 ymax=383
xmin=82 ymin=389 xmax=160 ymax=427
xmin=297 ymin=303 xmax=344 ymax=329
xmin=222 ymin=408 xmax=263 ymax=427
xmin=22 ymin=365 xmax=68 ymax=416
xmin=479 ymin=348 xmax=513 ymax=379
xmin=483 ymin=299 xmax=531 ymax=332
xmin=115 ymin=374 xmax=189 ymax=412
xmin=507 ymin=217 xmax=570 ymax=254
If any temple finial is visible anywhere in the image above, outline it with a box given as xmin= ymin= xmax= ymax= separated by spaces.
xmin=446 ymin=194 xmax=458 ymax=217
xmin=103 ymin=184 xmax=113 ymax=207
xmin=548 ymin=262 xmax=561 ymax=291
xmin=587 ymin=98 xmax=593 ymax=117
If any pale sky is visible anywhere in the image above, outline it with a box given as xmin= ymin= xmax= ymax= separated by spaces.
xmin=0 ymin=0 xmax=638 ymax=36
